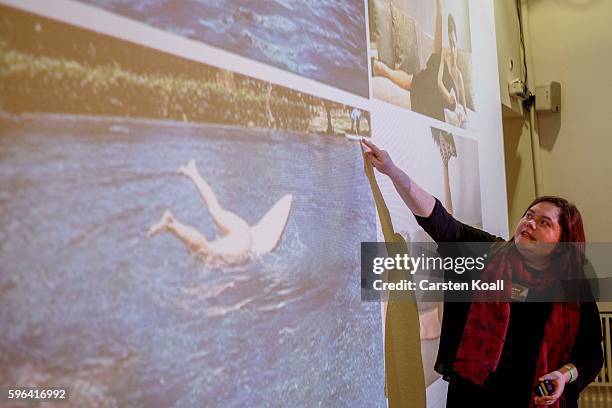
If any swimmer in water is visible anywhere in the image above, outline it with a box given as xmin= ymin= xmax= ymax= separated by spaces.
xmin=148 ymin=160 xmax=292 ymax=265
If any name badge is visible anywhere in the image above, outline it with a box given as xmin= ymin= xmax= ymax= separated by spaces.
xmin=511 ymin=283 xmax=529 ymax=302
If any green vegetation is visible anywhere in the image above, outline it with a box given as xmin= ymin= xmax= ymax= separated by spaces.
xmin=0 ymin=4 xmax=370 ymax=136
xmin=0 ymin=46 xmax=331 ymax=132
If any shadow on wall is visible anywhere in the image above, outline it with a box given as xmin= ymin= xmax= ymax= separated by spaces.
xmin=536 ymin=110 xmax=562 ymax=151
xmin=502 ymin=117 xmax=524 ymax=199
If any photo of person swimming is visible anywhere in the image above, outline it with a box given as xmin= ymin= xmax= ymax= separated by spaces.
xmin=0 ymin=3 xmax=383 ymax=406
xmin=148 ymin=159 xmax=293 ymax=266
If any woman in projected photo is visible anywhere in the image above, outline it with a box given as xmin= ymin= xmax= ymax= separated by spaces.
xmin=362 ymin=139 xmax=602 ymax=408
xmin=148 ymin=160 xmax=292 ymax=266
xmin=372 ymin=0 xmax=468 ymax=127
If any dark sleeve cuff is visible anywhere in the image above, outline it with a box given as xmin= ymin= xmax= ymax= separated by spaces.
xmin=413 ymin=196 xmax=445 ymax=229
xmin=413 ymin=197 xmax=442 ymax=223
xmin=412 ymin=197 xmax=455 ymax=242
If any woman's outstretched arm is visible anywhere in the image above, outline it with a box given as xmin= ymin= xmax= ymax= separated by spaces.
xmin=361 ymin=138 xmax=435 ymax=217
xmin=372 ymin=58 xmax=413 ymax=90
xmin=437 ymin=49 xmax=457 ymax=107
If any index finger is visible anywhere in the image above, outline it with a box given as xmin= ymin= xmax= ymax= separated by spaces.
xmin=361 ymin=138 xmax=381 ymax=154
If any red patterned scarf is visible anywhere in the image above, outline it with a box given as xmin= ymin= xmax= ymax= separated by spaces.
xmin=453 ymin=244 xmax=580 ymax=408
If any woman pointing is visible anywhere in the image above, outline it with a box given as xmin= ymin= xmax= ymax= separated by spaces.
xmin=362 ymin=138 xmax=603 ymax=408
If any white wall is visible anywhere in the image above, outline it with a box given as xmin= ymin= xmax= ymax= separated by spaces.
xmin=395 ymin=0 xmax=472 ymax=51
xmin=526 ymin=0 xmax=612 ymax=242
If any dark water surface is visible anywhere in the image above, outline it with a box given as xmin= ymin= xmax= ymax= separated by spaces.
xmin=78 ymin=0 xmax=369 ymax=97
xmin=0 ymin=114 xmax=384 ymax=407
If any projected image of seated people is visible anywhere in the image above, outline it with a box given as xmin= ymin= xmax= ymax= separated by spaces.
xmin=369 ymin=0 xmax=476 ymax=129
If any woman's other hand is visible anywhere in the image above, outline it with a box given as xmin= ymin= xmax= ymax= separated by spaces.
xmin=455 ymin=105 xmax=467 ymax=128
xmin=448 ymin=92 xmax=457 ymax=107
xmin=361 ymin=138 xmax=396 ymax=176
xmin=533 ymin=370 xmax=567 ymax=406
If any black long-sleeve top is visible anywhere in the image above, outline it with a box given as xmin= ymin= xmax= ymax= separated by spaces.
xmin=414 ymin=198 xmax=604 ymax=407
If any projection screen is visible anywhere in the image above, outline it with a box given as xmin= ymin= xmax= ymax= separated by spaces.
xmin=0 ymin=1 xmax=507 ymax=406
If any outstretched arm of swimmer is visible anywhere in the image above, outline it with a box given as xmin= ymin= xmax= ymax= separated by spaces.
xmin=361 ymin=138 xmax=435 ymax=217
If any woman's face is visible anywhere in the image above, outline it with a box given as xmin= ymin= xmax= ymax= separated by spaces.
xmin=514 ymin=201 xmax=562 ymax=259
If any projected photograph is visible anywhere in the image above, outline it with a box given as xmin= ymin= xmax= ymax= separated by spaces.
xmin=370 ymin=110 xmax=481 ymax=388
xmin=77 ymin=0 xmax=370 ymax=97
xmin=368 ymin=0 xmax=477 ymax=130
xmin=0 ymin=4 xmax=382 ymax=407
xmin=416 ymin=126 xmax=481 ymax=388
